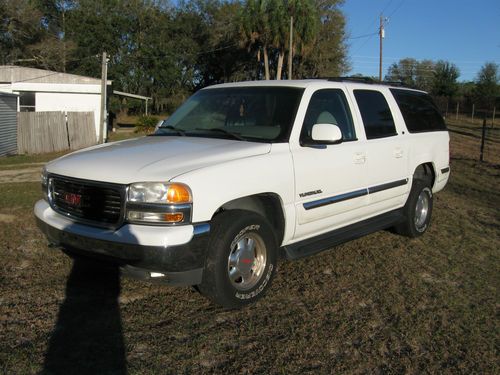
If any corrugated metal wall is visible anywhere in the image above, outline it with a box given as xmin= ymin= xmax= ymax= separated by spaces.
xmin=0 ymin=93 xmax=18 ymax=157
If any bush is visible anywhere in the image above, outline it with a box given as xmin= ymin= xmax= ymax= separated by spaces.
xmin=135 ymin=115 xmax=159 ymax=133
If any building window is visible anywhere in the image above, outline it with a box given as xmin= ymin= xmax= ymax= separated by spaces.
xmin=19 ymin=92 xmax=36 ymax=112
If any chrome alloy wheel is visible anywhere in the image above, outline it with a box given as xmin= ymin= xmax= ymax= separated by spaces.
xmin=227 ymin=233 xmax=267 ymax=291
xmin=414 ymin=189 xmax=430 ymax=228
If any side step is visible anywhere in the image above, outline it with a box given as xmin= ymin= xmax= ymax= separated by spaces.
xmin=283 ymin=209 xmax=404 ymax=260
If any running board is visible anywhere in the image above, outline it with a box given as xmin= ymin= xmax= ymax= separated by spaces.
xmin=283 ymin=209 xmax=404 ymax=260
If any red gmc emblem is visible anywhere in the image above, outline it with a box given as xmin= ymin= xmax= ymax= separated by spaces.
xmin=64 ymin=192 xmax=82 ymax=207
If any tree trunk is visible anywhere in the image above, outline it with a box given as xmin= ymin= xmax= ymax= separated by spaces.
xmin=263 ymin=46 xmax=270 ymax=80
xmin=276 ymin=49 xmax=284 ymax=80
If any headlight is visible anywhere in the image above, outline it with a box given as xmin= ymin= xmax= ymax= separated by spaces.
xmin=126 ymin=182 xmax=192 ymax=225
xmin=128 ymin=182 xmax=192 ymax=204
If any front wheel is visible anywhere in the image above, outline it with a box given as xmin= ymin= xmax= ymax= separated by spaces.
xmin=395 ymin=179 xmax=433 ymax=237
xmin=197 ymin=210 xmax=278 ymax=309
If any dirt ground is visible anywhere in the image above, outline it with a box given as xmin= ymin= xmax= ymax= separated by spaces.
xmin=0 ymin=164 xmax=44 ymax=184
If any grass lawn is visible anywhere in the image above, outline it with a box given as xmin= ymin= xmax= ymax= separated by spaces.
xmin=0 ymin=122 xmax=498 ymax=374
xmin=0 ymin=151 xmax=69 ymax=167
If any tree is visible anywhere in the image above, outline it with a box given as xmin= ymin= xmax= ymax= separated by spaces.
xmin=414 ymin=59 xmax=434 ymax=92
xmin=241 ymin=0 xmax=272 ymax=79
xmin=385 ymin=58 xmax=419 ymax=87
xmin=241 ymin=0 xmax=319 ymax=80
xmin=0 ymin=0 xmax=46 ymax=65
xmin=295 ymin=0 xmax=349 ymax=78
xmin=474 ymin=62 xmax=499 ymax=109
xmin=431 ymin=60 xmax=460 ymax=99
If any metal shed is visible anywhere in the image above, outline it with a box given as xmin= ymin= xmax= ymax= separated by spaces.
xmin=0 ymin=92 xmax=18 ymax=156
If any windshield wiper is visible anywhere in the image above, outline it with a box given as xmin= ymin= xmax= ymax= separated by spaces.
xmin=195 ymin=128 xmax=245 ymax=141
xmin=153 ymin=125 xmax=186 ymax=136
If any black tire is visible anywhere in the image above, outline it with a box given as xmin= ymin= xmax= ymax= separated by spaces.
xmin=394 ymin=179 xmax=433 ymax=237
xmin=197 ymin=210 xmax=277 ymax=309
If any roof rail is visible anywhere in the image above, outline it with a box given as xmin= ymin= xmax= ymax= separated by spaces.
xmin=317 ymin=76 xmax=408 ymax=87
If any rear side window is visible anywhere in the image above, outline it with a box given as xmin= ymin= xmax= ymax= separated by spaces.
xmin=390 ymin=89 xmax=446 ymax=133
xmin=353 ymin=90 xmax=397 ymax=139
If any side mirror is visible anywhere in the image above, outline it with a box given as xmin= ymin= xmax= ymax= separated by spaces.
xmin=311 ymin=124 xmax=343 ymax=144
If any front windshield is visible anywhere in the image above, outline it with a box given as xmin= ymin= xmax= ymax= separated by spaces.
xmin=155 ymin=86 xmax=304 ymax=142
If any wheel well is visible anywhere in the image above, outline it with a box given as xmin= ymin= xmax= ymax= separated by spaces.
xmin=413 ymin=163 xmax=435 ymax=187
xmin=213 ymin=194 xmax=285 ymax=245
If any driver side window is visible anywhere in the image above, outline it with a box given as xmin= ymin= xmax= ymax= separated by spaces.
xmin=301 ymin=89 xmax=356 ymax=143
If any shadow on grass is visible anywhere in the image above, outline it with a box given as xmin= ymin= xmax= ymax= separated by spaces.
xmin=42 ymin=258 xmax=126 ymax=374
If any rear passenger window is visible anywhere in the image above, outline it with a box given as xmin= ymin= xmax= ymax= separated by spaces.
xmin=301 ymin=89 xmax=356 ymax=142
xmin=390 ymin=89 xmax=446 ymax=133
xmin=354 ymin=90 xmax=397 ymax=139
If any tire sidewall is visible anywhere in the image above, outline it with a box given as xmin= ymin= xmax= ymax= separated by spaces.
xmin=206 ymin=211 xmax=277 ymax=308
xmin=409 ymin=181 xmax=433 ymax=236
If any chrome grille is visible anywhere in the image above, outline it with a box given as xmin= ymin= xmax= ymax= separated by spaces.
xmin=49 ymin=175 xmax=125 ymax=227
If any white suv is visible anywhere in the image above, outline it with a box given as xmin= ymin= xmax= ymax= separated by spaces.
xmin=35 ymin=79 xmax=450 ymax=308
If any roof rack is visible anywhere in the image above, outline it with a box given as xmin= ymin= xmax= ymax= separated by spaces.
xmin=317 ymin=76 xmax=408 ymax=87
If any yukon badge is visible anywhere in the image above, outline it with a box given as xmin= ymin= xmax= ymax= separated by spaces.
xmin=299 ymin=189 xmax=323 ymax=198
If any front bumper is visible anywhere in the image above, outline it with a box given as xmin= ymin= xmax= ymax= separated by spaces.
xmin=34 ymin=200 xmax=210 ymax=286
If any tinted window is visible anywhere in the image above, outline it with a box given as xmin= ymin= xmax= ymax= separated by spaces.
xmin=391 ymin=89 xmax=446 ymax=132
xmin=354 ymin=90 xmax=397 ymax=139
xmin=301 ymin=89 xmax=356 ymax=142
xmin=156 ymin=87 xmax=304 ymax=142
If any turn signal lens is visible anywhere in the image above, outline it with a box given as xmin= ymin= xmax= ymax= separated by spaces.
xmin=166 ymin=183 xmax=192 ymax=204
xmin=164 ymin=213 xmax=184 ymax=222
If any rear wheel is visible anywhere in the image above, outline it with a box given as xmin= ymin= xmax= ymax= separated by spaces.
xmin=395 ymin=179 xmax=433 ymax=237
xmin=197 ymin=210 xmax=277 ymax=309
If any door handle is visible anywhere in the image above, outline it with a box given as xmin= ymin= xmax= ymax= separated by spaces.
xmin=394 ymin=148 xmax=403 ymax=158
xmin=353 ymin=152 xmax=366 ymax=164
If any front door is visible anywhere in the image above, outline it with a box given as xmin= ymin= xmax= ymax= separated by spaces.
xmin=291 ymin=89 xmax=369 ymax=241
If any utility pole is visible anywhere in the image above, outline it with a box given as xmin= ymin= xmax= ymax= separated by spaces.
xmin=379 ymin=15 xmax=385 ymax=82
xmin=288 ymin=16 xmax=293 ymax=80
xmin=99 ymin=51 xmax=108 ymax=144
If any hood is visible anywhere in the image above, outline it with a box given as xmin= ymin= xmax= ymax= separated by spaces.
xmin=47 ymin=136 xmax=271 ymax=184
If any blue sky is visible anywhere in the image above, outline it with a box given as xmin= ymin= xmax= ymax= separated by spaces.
xmin=342 ymin=0 xmax=500 ymax=81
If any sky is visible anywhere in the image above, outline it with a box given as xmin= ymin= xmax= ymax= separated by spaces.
xmin=341 ymin=0 xmax=500 ymax=81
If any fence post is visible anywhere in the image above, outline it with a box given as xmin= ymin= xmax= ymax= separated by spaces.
xmin=471 ymin=103 xmax=475 ymax=124
xmin=455 ymin=102 xmax=459 ymax=120
xmin=480 ymin=117 xmax=486 ymax=162
xmin=492 ymin=107 xmax=496 ymax=129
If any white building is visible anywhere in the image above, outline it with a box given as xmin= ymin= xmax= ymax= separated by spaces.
xmin=0 ymin=65 xmax=110 ymax=141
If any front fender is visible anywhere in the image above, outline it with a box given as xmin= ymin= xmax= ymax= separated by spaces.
xmin=172 ymin=143 xmax=295 ymax=224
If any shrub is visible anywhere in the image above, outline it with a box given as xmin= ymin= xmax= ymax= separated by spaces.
xmin=135 ymin=115 xmax=159 ymax=133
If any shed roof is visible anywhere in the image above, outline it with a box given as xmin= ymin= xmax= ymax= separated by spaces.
xmin=0 ymin=65 xmax=111 ymax=85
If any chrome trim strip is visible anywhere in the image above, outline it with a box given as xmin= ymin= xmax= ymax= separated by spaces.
xmin=125 ymin=202 xmax=193 ymax=225
xmin=303 ymin=178 xmax=409 ymax=211
xmin=367 ymin=178 xmax=408 ymax=194
xmin=303 ymin=188 xmax=368 ymax=210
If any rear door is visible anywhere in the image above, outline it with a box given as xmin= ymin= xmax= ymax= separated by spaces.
xmin=349 ymin=88 xmax=410 ymax=213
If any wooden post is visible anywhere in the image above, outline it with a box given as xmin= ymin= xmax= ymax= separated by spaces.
xmin=480 ymin=117 xmax=486 ymax=162
xmin=379 ymin=15 xmax=384 ymax=82
xmin=471 ymin=103 xmax=475 ymax=124
xmin=492 ymin=107 xmax=496 ymax=129
xmin=455 ymin=102 xmax=459 ymax=120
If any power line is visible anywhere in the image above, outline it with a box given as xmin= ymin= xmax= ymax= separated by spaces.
xmin=348 ymin=32 xmax=378 ymax=40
